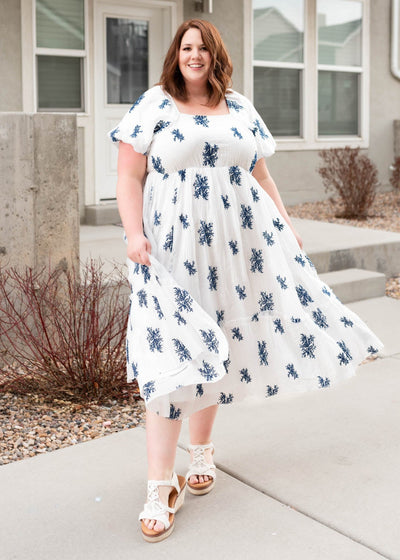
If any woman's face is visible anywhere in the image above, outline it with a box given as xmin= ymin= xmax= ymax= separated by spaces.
xmin=178 ymin=27 xmax=211 ymax=87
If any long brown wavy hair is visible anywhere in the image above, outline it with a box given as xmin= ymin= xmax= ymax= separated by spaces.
xmin=158 ymin=19 xmax=233 ymax=107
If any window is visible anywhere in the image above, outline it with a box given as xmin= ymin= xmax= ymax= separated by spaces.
xmin=252 ymin=0 xmax=368 ymax=148
xmin=35 ymin=0 xmax=86 ymax=111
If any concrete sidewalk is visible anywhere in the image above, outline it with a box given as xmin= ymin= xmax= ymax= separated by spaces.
xmin=1 ymin=221 xmax=399 ymax=559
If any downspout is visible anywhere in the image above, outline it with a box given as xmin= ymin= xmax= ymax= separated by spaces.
xmin=391 ymin=0 xmax=400 ymax=79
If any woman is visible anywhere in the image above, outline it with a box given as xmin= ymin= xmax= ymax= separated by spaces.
xmin=109 ymin=19 xmax=383 ymax=543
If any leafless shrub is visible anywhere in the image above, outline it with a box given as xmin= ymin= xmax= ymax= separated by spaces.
xmin=317 ymin=146 xmax=379 ymax=219
xmin=0 ymin=260 xmax=133 ymax=402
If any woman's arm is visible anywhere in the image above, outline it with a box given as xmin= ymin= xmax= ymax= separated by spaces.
xmin=252 ymin=158 xmax=303 ymax=249
xmin=116 ymin=141 xmax=152 ymax=266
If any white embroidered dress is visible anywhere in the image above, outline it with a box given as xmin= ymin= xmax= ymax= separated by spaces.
xmin=109 ymin=85 xmax=383 ymax=420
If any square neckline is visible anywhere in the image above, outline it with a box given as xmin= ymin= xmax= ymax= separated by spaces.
xmin=162 ymin=88 xmax=232 ymax=117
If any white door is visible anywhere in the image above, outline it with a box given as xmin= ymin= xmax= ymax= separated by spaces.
xmin=94 ymin=1 xmax=174 ymax=202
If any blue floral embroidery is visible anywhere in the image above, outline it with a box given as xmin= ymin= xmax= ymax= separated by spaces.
xmin=300 ymin=334 xmax=316 ymax=359
xmin=153 ymin=120 xmax=171 ymax=134
xmin=276 ymin=275 xmax=288 ymax=290
xmin=261 ymin=233 xmax=276 ymax=252
xmin=253 ymin=118 xmax=268 ymax=139
xmin=223 ymin=355 xmax=231 ymax=373
xmin=146 ymin=327 xmax=163 ymax=353
xmin=294 ymin=254 xmax=306 ymax=267
xmin=151 ymin=156 xmax=169 ymax=179
xmin=229 ymin=166 xmax=241 ymax=185
xmin=273 ymin=217 xmax=285 ymax=231
xmin=249 ymin=152 xmax=258 ymax=173
xmin=251 ymin=313 xmax=259 ymax=322
xmin=198 ymin=220 xmax=214 ymax=246
xmin=266 ymin=385 xmax=279 ymax=397
xmin=322 ymin=286 xmax=331 ymax=297
xmin=240 ymin=204 xmax=254 ymax=229
xmin=218 ymin=392 xmax=234 ymax=404
xmin=203 ymin=142 xmax=219 ymax=167
xmin=194 ymin=115 xmax=209 ymax=127
xmin=143 ymin=380 xmax=156 ymax=400
xmin=199 ymin=360 xmax=218 ymax=381
xmin=178 ymin=169 xmax=186 ymax=181
xmin=240 ymin=368 xmax=252 ymax=383
xmin=174 ymin=287 xmax=194 ymax=313
xmin=273 ymin=318 xmax=284 ymax=334
xmin=207 ymin=266 xmax=218 ymax=291
xmin=291 ymin=316 xmax=301 ymax=323
xmin=340 ymin=316 xmax=354 ymax=328
xmin=159 ymin=98 xmax=170 ymax=109
xmin=305 ymin=255 xmax=316 ymax=269
xmin=131 ymin=362 xmax=139 ymax=378
xmin=163 ymin=226 xmax=174 ymax=252
xmin=296 ymin=285 xmax=314 ymax=307
xmin=216 ymin=309 xmax=224 ymax=326
xmin=221 ymin=194 xmax=231 ymax=209
xmin=152 ymin=296 xmax=164 ymax=319
xmin=153 ymin=211 xmax=161 ymax=226
xmin=367 ymin=345 xmax=379 ymax=354
xmin=137 ymin=289 xmax=147 ymax=308
xmin=130 ymin=124 xmax=142 ymax=138
xmin=129 ymin=93 xmax=145 ymax=112
xmin=196 ymin=384 xmax=204 ymax=397
xmin=194 ymin=174 xmax=210 ymax=200
xmin=318 ymin=376 xmax=330 ymax=388
xmin=169 ymin=404 xmax=182 ymax=419
xmin=258 ymin=341 xmax=268 ymax=365
xmin=231 ymin=327 xmax=243 ymax=341
xmin=286 ymin=363 xmax=299 ymax=379
xmin=231 ymin=127 xmax=243 ymax=139
xmin=184 ymin=260 xmax=197 ymax=275
xmin=235 ymin=285 xmax=247 ymax=300
xmin=229 ymin=240 xmax=239 ymax=254
xmin=110 ymin=127 xmax=120 ymax=142
xmin=179 ymin=214 xmax=190 ymax=228
xmin=200 ymin=329 xmax=219 ymax=353
xmin=172 ymin=338 xmax=192 ymax=362
xmin=313 ymin=308 xmax=329 ymax=329
xmin=250 ymin=248 xmax=264 ymax=273
xmin=259 ymin=291 xmax=274 ymax=312
xmin=172 ymin=128 xmax=184 ymax=142
xmin=226 ymin=99 xmax=244 ymax=112
xmin=250 ymin=186 xmax=260 ymax=202
xmin=337 ymin=340 xmax=353 ymax=365
xmin=174 ymin=311 xmax=187 ymax=325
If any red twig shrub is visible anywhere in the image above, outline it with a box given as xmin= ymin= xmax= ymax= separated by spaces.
xmin=0 ymin=260 xmax=132 ymax=402
xmin=389 ymin=156 xmax=400 ymax=192
xmin=317 ymin=146 xmax=379 ymax=218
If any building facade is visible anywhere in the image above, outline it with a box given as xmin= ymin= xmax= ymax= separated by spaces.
xmin=1 ymin=0 xmax=399 ymax=224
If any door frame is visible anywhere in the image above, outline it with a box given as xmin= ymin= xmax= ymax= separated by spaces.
xmin=93 ymin=0 xmax=178 ymax=204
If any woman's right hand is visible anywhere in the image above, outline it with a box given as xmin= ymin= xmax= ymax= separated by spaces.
xmin=127 ymin=233 xmax=152 ymax=266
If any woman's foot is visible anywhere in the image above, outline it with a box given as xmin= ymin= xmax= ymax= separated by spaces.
xmin=188 ymin=445 xmax=214 ymax=485
xmin=142 ymin=484 xmax=173 ymax=533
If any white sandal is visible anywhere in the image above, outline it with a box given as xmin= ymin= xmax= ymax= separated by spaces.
xmin=138 ymin=472 xmax=186 ymax=543
xmin=185 ymin=442 xmax=216 ymax=495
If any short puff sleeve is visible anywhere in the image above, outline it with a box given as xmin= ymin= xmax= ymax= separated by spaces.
xmin=228 ymin=91 xmax=276 ymax=159
xmin=107 ymin=86 xmax=170 ymax=155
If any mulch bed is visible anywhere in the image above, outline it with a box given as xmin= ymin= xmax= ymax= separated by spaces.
xmin=1 ymin=191 xmax=399 ymax=467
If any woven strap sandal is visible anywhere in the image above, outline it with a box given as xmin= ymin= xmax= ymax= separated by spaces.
xmin=138 ymin=472 xmax=186 ymax=543
xmin=185 ymin=442 xmax=216 ymax=495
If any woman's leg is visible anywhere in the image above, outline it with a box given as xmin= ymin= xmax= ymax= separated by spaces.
xmin=188 ymin=404 xmax=219 ymax=484
xmin=143 ymin=408 xmax=182 ymax=532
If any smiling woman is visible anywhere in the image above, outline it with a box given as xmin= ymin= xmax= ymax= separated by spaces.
xmin=107 ymin=17 xmax=383 ymax=544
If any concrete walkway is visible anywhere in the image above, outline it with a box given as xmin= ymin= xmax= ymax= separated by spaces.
xmin=1 ymin=221 xmax=400 ymax=559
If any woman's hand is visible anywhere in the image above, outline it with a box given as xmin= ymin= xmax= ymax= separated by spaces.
xmin=127 ymin=233 xmax=152 ymax=266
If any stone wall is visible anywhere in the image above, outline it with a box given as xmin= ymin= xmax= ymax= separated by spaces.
xmin=0 ymin=113 xmax=79 ymax=271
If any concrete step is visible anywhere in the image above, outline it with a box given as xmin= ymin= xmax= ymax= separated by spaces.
xmin=319 ymin=268 xmax=386 ymax=303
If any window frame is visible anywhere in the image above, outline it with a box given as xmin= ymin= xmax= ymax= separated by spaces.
xmin=33 ymin=0 xmax=89 ymax=114
xmin=248 ymin=0 xmax=369 ymax=151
